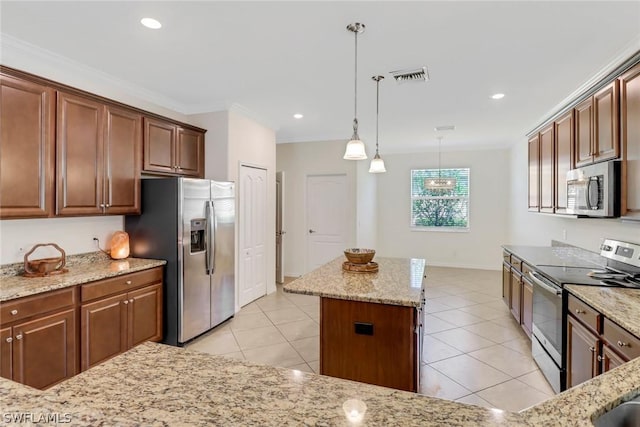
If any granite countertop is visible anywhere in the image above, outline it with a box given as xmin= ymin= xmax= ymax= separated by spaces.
xmin=0 ymin=252 xmax=166 ymax=302
xmin=565 ymin=284 xmax=640 ymax=342
xmin=502 ymin=245 xmax=605 ymax=268
xmin=283 ymin=257 xmax=426 ymax=307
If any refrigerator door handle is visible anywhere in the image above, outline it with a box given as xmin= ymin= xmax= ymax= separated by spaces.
xmin=205 ymin=201 xmax=213 ymax=274
xmin=210 ymin=200 xmax=217 ymax=275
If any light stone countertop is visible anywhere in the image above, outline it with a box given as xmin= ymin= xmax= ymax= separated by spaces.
xmin=0 ymin=252 xmax=166 ymax=302
xmin=283 ymin=257 xmax=426 ymax=307
xmin=565 ymin=285 xmax=640 ymax=338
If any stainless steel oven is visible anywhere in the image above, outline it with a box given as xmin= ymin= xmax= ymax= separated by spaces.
xmin=529 ymin=271 xmax=564 ymax=393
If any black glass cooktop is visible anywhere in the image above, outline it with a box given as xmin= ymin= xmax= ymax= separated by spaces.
xmin=535 ymin=266 xmax=611 ymax=287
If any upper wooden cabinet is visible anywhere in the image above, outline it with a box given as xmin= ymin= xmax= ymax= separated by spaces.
xmin=575 ymin=81 xmax=620 ymax=167
xmin=144 ymin=118 xmax=204 ymax=178
xmin=619 ymin=63 xmax=640 ymax=219
xmin=528 ymin=134 xmax=540 ymax=212
xmin=554 ymin=111 xmax=574 ymax=214
xmin=0 ymin=73 xmax=55 ymax=218
xmin=57 ymin=92 xmax=141 ymax=216
xmin=539 ymin=125 xmax=555 ymax=213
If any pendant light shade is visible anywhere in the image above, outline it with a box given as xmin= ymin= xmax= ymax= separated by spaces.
xmin=343 ymin=23 xmax=367 ymax=160
xmin=369 ymin=75 xmax=386 ymax=173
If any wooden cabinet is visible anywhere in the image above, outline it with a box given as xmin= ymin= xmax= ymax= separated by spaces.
xmin=0 ymin=73 xmax=55 ymax=218
xmin=144 ymin=118 xmax=204 ymax=178
xmin=502 ymin=250 xmax=534 ymax=337
xmin=510 ymin=270 xmax=522 ymax=321
xmin=554 ymin=110 xmax=574 ymax=214
xmin=521 ymin=277 xmax=533 ymax=338
xmin=80 ymin=268 xmax=163 ymax=371
xmin=57 ymin=92 xmax=141 ymax=216
xmin=502 ymin=262 xmax=511 ymax=307
xmin=0 ymin=288 xmax=77 ymax=389
xmin=575 ymin=81 xmax=619 ymax=167
xmin=566 ymin=314 xmax=600 ymax=388
xmin=619 ymin=63 xmax=640 ymax=219
xmin=528 ymin=134 xmax=540 ymax=211
xmin=601 ymin=344 xmax=626 ymax=373
xmin=539 ymin=125 xmax=555 ymax=213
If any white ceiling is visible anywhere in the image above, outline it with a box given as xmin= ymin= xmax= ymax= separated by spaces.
xmin=1 ymin=1 xmax=639 ymax=152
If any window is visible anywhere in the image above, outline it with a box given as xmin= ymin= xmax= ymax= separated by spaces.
xmin=410 ymin=168 xmax=470 ymax=230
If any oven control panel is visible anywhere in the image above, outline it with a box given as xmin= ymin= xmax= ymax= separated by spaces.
xmin=600 ymin=239 xmax=640 ymax=268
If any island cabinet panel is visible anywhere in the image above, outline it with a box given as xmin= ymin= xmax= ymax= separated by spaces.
xmin=620 ymin=63 xmax=640 ymax=218
xmin=0 ymin=74 xmax=55 ymax=218
xmin=566 ymin=314 xmax=600 ymax=388
xmin=320 ymin=298 xmax=418 ymax=392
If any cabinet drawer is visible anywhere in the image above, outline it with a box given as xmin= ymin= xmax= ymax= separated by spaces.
xmin=568 ymin=294 xmax=601 ymax=333
xmin=603 ymin=318 xmax=640 ymax=361
xmin=521 ymin=263 xmax=533 ymax=276
xmin=81 ymin=268 xmax=162 ymax=302
xmin=510 ymin=255 xmax=523 ymax=272
xmin=502 ymin=250 xmax=511 ymax=264
xmin=0 ymin=287 xmax=76 ymax=325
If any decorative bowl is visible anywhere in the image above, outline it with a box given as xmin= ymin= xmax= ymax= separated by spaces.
xmin=344 ymin=248 xmax=376 ymax=264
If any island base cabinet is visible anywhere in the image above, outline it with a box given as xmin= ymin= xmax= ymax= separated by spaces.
xmin=319 ymin=297 xmax=418 ymax=392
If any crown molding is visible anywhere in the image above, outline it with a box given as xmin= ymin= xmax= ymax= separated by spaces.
xmin=0 ymin=32 xmax=190 ymax=114
xmin=228 ymin=103 xmax=280 ymax=131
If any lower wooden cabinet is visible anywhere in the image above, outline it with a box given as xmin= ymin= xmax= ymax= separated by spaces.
xmin=521 ymin=278 xmax=533 ymax=338
xmin=80 ymin=272 xmax=162 ymax=371
xmin=566 ymin=314 xmax=600 ymax=388
xmin=601 ymin=345 xmax=626 ymax=373
xmin=510 ymin=270 xmax=522 ymax=321
xmin=502 ymin=262 xmax=511 ymax=307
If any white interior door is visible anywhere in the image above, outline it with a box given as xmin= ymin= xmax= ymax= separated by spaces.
xmin=239 ymin=165 xmax=267 ymax=306
xmin=306 ymin=174 xmax=348 ymax=272
xmin=275 ymin=171 xmax=285 ymax=284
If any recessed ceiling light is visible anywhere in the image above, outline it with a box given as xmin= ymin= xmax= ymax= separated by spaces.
xmin=293 ymin=113 xmax=304 ymax=119
xmin=141 ymin=18 xmax=162 ymax=29
xmin=491 ymin=93 xmax=505 ymax=100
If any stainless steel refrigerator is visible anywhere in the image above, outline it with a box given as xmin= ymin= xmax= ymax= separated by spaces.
xmin=125 ymin=177 xmax=235 ymax=346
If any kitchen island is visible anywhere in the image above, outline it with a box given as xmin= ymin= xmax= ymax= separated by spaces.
xmin=283 ymin=257 xmax=426 ymax=392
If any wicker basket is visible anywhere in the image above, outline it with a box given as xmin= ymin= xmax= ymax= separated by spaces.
xmin=344 ymin=248 xmax=376 ymax=264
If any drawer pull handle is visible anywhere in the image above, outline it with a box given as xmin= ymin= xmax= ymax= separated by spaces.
xmin=10 ymin=309 xmax=18 ymax=315
xmin=15 ymin=334 xmax=22 ymax=340
xmin=5 ymin=337 xmax=12 ymax=343
xmin=126 ymin=280 xmax=132 ymax=285
xmin=617 ymin=340 xmax=629 ymax=347
xmin=597 ymin=355 xmax=603 ymax=362
xmin=589 ymin=346 xmax=596 ymax=353
xmin=123 ymin=300 xmax=129 ymax=305
xmin=575 ymin=309 xmax=586 ymax=314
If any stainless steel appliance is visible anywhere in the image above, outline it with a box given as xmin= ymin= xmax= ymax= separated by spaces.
xmin=125 ymin=178 xmax=235 ymax=346
xmin=566 ymin=160 xmax=620 ymax=217
xmin=530 ymin=238 xmax=640 ymax=393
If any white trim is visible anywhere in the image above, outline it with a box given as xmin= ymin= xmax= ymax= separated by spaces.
xmin=228 ymin=103 xmax=279 ymax=132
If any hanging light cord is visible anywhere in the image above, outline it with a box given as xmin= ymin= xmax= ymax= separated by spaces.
xmin=438 ymin=137 xmax=443 ymax=179
xmin=375 ymin=77 xmax=380 ymax=155
xmin=352 ymin=29 xmax=359 ymax=138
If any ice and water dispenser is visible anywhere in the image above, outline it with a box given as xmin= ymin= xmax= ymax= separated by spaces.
xmin=190 ymin=219 xmax=206 ymax=253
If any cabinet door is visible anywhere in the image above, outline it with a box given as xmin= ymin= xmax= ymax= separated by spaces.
xmin=176 ymin=128 xmax=204 ymax=178
xmin=510 ymin=270 xmax=522 ymax=322
xmin=528 ymin=134 xmax=540 ymax=211
xmin=566 ymin=315 xmax=599 ymax=388
xmin=127 ymin=283 xmax=162 ymax=348
xmin=0 ymin=74 xmax=55 ymax=218
xmin=554 ymin=111 xmax=574 ymax=213
xmin=143 ymin=118 xmax=176 ymax=174
xmin=80 ymin=293 xmax=127 ymax=371
xmin=0 ymin=326 xmax=12 ymax=380
xmin=502 ymin=262 xmax=511 ymax=307
xmin=602 ymin=345 xmax=627 ymax=373
xmin=593 ymin=81 xmax=619 ymax=162
xmin=104 ymin=106 xmax=141 ymax=214
xmin=12 ymin=308 xmax=76 ymax=389
xmin=521 ymin=278 xmax=533 ymax=338
xmin=620 ymin=63 xmax=640 ymax=218
xmin=575 ymin=98 xmax=594 ymax=167
xmin=56 ymin=92 xmax=104 ymax=215
xmin=539 ymin=125 xmax=555 ymax=213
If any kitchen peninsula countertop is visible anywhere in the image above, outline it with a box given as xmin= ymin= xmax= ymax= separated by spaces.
xmin=0 ymin=252 xmax=166 ymax=302
xmin=282 ymin=257 xmax=425 ymax=307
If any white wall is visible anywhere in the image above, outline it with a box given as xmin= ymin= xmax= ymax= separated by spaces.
xmin=188 ymin=111 xmax=229 ymax=181
xmin=377 ymin=148 xmax=510 ymax=270
xmin=0 ymin=216 xmax=122 ymax=264
xmin=507 ymin=137 xmax=639 ymax=252
xmin=356 ymin=160 xmax=378 ymax=250
xmin=276 ymin=140 xmax=358 ymax=276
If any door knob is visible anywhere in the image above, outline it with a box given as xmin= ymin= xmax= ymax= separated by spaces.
xmin=309 ymin=229 xmax=316 ymax=234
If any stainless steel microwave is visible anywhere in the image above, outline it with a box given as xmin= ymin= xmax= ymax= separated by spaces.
xmin=566 ymin=160 xmax=620 ymax=217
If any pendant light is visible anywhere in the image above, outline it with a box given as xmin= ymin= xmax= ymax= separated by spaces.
xmin=343 ymin=23 xmax=367 ymax=160
xmin=424 ymin=137 xmax=456 ymax=190
xmin=369 ymin=75 xmax=386 ymax=173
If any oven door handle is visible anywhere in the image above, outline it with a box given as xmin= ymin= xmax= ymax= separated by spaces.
xmin=529 ymin=272 xmax=562 ymax=295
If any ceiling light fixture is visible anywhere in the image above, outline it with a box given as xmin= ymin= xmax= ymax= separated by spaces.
xmin=369 ymin=75 xmax=386 ymax=173
xmin=343 ymin=22 xmax=367 ymax=160
xmin=293 ymin=113 xmax=304 ymax=119
xmin=491 ymin=93 xmax=505 ymax=99
xmin=425 ymin=136 xmax=456 ymax=191
xmin=140 ymin=18 xmax=162 ymax=29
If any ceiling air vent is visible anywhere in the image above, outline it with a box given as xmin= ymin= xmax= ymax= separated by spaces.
xmin=390 ymin=67 xmax=429 ymax=83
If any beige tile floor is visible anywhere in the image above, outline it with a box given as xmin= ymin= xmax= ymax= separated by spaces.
xmin=186 ymin=267 xmax=556 ymax=412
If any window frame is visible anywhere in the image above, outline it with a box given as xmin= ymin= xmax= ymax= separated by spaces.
xmin=409 ymin=167 xmax=471 ymax=232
